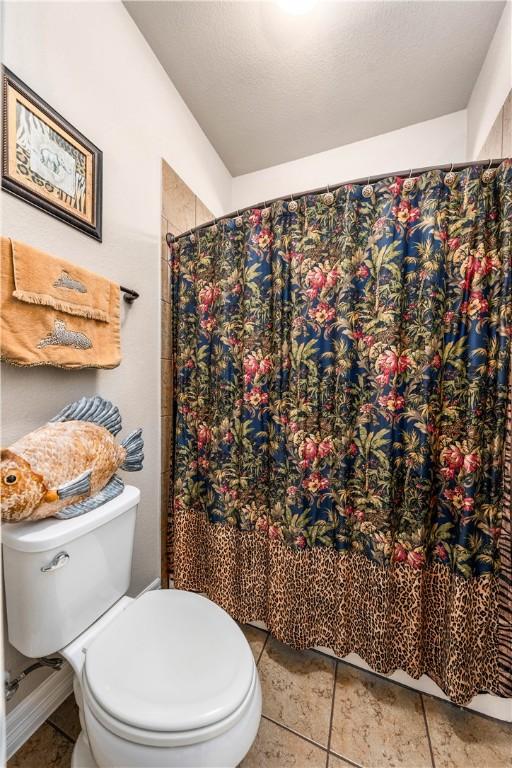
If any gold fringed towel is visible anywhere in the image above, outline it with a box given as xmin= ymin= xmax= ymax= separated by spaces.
xmin=1 ymin=237 xmax=121 ymax=369
xmin=11 ymin=239 xmax=112 ymax=322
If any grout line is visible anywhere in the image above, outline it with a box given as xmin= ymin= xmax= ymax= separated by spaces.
xmin=421 ymin=694 xmax=436 ymax=768
xmin=326 ymin=660 xmax=338 ymax=767
xmin=261 ymin=715 xmax=329 ymax=753
xmin=328 ymin=749 xmax=363 ymax=768
xmin=256 ymin=634 xmax=348 ymax=759
xmin=45 ymin=719 xmax=75 ymax=745
xmin=326 ymin=665 xmax=363 ymax=768
xmin=256 ymin=630 xmax=269 ymax=667
xmin=420 ymin=687 xmax=508 ymax=726
xmin=253 ymin=629 xmax=509 ymax=727
xmin=309 ymin=646 xmax=504 ymax=725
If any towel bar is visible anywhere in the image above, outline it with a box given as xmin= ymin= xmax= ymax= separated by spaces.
xmin=120 ymin=285 xmax=139 ymax=303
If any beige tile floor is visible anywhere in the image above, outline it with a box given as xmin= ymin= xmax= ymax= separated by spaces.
xmin=8 ymin=625 xmax=512 ymax=768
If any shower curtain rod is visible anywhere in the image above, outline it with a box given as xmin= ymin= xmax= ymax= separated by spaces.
xmin=166 ymin=156 xmax=507 ymax=246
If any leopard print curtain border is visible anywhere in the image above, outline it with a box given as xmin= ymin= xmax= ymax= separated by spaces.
xmin=174 ymin=509 xmax=503 ymax=707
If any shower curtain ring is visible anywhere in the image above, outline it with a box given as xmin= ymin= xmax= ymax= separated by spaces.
xmin=235 ymin=209 xmax=243 ymax=228
xmin=403 ymin=168 xmax=416 ymax=192
xmin=482 ymin=158 xmax=495 ymax=183
xmin=323 ymin=183 xmax=334 ymax=206
xmin=445 ymin=162 xmax=456 ymax=187
xmin=289 ymin=191 xmax=298 ymax=212
xmin=362 ymin=177 xmax=373 ymax=199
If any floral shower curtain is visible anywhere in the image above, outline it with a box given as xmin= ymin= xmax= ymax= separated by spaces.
xmin=170 ymin=160 xmax=512 ymax=705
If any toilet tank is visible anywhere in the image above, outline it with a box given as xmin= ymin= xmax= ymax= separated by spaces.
xmin=2 ymin=485 xmax=140 ymax=659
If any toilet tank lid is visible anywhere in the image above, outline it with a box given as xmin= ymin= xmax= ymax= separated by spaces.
xmin=2 ymin=485 xmax=140 ymax=553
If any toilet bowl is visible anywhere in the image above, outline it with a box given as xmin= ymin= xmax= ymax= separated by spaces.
xmin=74 ymin=589 xmax=261 ymax=767
xmin=3 ymin=486 xmax=261 ymax=768
xmin=64 ymin=589 xmax=262 ymax=768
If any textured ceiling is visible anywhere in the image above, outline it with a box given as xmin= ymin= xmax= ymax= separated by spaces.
xmin=125 ymin=1 xmax=505 ymax=176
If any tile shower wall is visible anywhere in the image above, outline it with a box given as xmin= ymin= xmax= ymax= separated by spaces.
xmin=477 ymin=90 xmax=512 ymax=160
xmin=161 ymin=161 xmax=213 ymax=579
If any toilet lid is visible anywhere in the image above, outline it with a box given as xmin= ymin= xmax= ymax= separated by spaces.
xmin=83 ymin=589 xmax=254 ymax=733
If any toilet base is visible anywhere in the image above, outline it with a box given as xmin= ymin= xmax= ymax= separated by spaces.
xmin=80 ymin=672 xmax=261 ymax=768
xmin=71 ymin=732 xmax=98 ymax=768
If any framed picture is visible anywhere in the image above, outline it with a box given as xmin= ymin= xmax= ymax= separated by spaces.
xmin=2 ymin=66 xmax=102 ymax=241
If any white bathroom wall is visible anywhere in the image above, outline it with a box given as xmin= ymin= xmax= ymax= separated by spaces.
xmin=231 ymin=110 xmax=467 ymax=209
xmin=1 ymin=0 xmax=231 ymax=707
xmin=231 ymin=4 xmax=512 ymax=210
xmin=467 ymin=2 xmax=512 ymax=159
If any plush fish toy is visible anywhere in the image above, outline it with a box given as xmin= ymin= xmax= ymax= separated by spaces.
xmin=1 ymin=396 xmax=143 ymax=522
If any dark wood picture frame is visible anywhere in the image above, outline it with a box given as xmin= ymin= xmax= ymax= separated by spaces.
xmin=2 ymin=66 xmax=103 ymax=241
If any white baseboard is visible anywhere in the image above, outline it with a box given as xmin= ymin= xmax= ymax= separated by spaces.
xmin=6 ymin=664 xmax=74 ymax=760
xmin=6 ymin=577 xmax=161 ymax=760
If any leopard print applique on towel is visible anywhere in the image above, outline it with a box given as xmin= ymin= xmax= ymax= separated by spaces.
xmin=37 ymin=319 xmax=92 ymax=350
xmin=53 ymin=270 xmax=87 ymax=293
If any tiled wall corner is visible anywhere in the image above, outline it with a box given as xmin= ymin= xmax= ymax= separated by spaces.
xmin=478 ymin=89 xmax=512 ymax=160
xmin=160 ymin=210 xmax=172 ymax=583
xmin=502 ymin=91 xmax=512 ymax=157
xmin=195 ymin=197 xmax=214 ymax=228
xmin=162 ymin=162 xmax=196 ymax=233
xmin=161 ymin=160 xmax=213 ymax=582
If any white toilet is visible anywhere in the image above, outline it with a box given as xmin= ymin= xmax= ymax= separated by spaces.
xmin=3 ymin=485 xmax=262 ymax=767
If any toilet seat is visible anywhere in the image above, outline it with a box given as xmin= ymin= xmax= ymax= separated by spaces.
xmin=82 ymin=589 xmax=256 ymax=747
xmin=83 ymin=664 xmax=258 ymax=748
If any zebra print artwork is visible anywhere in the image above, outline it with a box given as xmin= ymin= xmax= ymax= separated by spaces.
xmin=2 ymin=67 xmax=102 ymax=241
xmin=15 ymin=102 xmax=87 ymax=215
